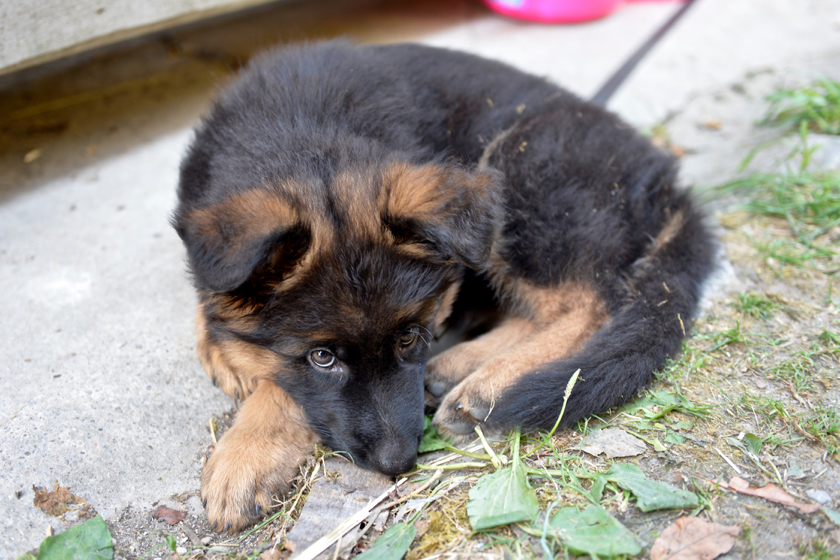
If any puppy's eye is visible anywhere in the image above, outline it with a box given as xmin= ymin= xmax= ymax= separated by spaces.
xmin=399 ymin=329 xmax=419 ymax=348
xmin=309 ymin=349 xmax=336 ymax=368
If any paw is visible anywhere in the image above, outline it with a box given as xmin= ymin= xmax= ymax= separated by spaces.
xmin=426 ymin=318 xmax=535 ymax=408
xmin=200 ymin=380 xmax=318 ymax=533
xmin=425 ymin=344 xmax=490 ymax=407
xmin=432 ymin=372 xmax=497 ymax=438
xmin=201 ymin=434 xmax=297 ymax=532
xmin=207 ymin=362 xmax=259 ymax=404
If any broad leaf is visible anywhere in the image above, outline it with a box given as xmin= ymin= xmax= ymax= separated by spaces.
xmin=467 ymin=429 xmax=538 ymax=531
xmin=604 ymin=463 xmax=699 ymax=512
xmin=354 ymin=522 xmax=417 ymax=560
xmin=418 ymin=416 xmax=451 ymax=454
xmin=550 ymin=505 xmax=642 ymax=558
xmin=38 ymin=516 xmax=113 ymax=560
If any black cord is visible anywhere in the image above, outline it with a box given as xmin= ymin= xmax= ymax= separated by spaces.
xmin=590 ymin=0 xmax=698 ymax=106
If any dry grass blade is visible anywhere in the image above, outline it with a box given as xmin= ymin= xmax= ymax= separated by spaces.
xmin=293 ymin=477 xmax=409 ymax=560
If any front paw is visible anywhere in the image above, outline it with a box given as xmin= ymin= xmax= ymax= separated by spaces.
xmin=432 ymin=382 xmax=494 ymax=439
xmin=201 ymin=433 xmax=301 ymax=532
xmin=425 ymin=347 xmax=483 ymax=408
xmin=200 ymin=380 xmax=318 ymax=532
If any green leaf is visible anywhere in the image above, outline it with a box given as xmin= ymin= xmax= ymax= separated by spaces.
xmin=354 ymin=522 xmax=417 ymax=560
xmin=823 ymin=507 xmax=840 ymax=526
xmin=418 ymin=416 xmax=452 ymax=454
xmin=664 ymin=431 xmax=686 ymax=445
xmin=589 ymin=476 xmax=607 ymax=502
xmin=549 ymin=505 xmax=642 ymax=557
xmin=467 ymin=429 xmax=539 ymax=531
xmin=37 ymin=516 xmax=113 ymax=560
xmin=603 ymin=463 xmax=699 ymax=512
xmin=744 ymin=433 xmax=764 ymax=455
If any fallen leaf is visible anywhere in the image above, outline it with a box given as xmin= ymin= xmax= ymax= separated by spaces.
xmin=354 ymin=522 xmax=417 ymax=560
xmin=604 ymin=463 xmax=699 ymax=512
xmin=550 ymin=504 xmax=642 ymax=558
xmin=152 ymin=505 xmax=186 ymax=525
xmin=722 ymin=477 xmax=820 ymax=513
xmin=33 ymin=482 xmax=86 ymax=517
xmin=260 ymin=548 xmax=286 ymax=560
xmin=579 ymin=428 xmax=647 ymax=459
xmin=670 ymin=145 xmax=687 ymax=158
xmin=650 ymin=516 xmax=739 ymax=560
xmin=37 ymin=515 xmax=113 ymax=560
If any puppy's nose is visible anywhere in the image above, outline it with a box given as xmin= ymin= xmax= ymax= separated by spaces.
xmin=372 ymin=442 xmax=417 ymax=476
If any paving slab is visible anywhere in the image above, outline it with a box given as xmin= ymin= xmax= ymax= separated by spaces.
xmin=1 ymin=0 xmax=838 ymax=557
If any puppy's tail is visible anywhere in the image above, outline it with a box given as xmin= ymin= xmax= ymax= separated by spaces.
xmin=490 ymin=197 xmax=716 ymax=431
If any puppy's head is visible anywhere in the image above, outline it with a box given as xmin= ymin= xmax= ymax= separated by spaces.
xmin=174 ymin=160 xmax=504 ymax=475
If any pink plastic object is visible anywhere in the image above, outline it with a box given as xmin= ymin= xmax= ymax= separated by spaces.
xmin=482 ymin=0 xmax=625 ymax=23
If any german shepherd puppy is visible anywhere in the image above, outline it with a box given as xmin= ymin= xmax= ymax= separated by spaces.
xmin=173 ymin=41 xmax=715 ymax=532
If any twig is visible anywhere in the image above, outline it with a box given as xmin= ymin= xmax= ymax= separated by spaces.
xmin=209 ymin=418 xmax=217 ymax=444
xmin=415 ymin=462 xmax=486 ymax=471
xmin=381 ymin=468 xmax=444 ymax=510
xmin=293 ymin=478 xmax=408 ymax=560
xmin=714 ymin=447 xmax=743 ymax=475
xmin=179 ymin=522 xmax=203 ymax=547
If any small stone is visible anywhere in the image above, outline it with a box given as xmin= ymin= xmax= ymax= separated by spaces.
xmin=806 ymin=489 xmax=832 ymax=505
xmin=176 ymin=547 xmax=187 ymax=555
xmin=201 ymin=537 xmax=211 ymax=545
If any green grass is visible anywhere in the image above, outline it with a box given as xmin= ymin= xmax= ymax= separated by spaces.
xmin=770 ymin=353 xmax=820 ymax=394
xmin=798 ymin=537 xmax=836 ymax=560
xmin=732 ymin=292 xmax=781 ymax=319
xmin=802 ymin=404 xmax=840 ymax=453
xmin=716 ymin=78 xmax=840 ymax=275
xmin=763 ymin=77 xmax=840 ymax=135
xmin=722 ymin=168 xmax=840 ymax=272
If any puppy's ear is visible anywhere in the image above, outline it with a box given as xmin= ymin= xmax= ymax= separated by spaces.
xmin=175 ymin=190 xmax=307 ymax=293
xmin=384 ymin=163 xmax=505 ymax=269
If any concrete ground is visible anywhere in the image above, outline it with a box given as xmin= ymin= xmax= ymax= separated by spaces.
xmin=1 ymin=0 xmax=838 ymax=556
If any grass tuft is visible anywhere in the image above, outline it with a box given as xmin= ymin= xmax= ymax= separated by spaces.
xmin=763 ymin=76 xmax=840 ymax=135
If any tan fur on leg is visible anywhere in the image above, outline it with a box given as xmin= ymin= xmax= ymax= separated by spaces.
xmin=196 ymin=303 xmax=280 ymax=402
xmin=201 ymin=380 xmax=318 ymax=532
xmin=432 ymin=282 xmax=609 ymax=437
xmin=425 ymin=317 xmax=535 ymax=404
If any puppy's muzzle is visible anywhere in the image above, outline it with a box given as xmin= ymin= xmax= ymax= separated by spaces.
xmin=369 ymin=438 xmax=419 ymax=476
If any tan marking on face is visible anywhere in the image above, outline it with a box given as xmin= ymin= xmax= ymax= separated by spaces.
xmin=330 ymin=168 xmax=383 ymax=240
xmin=201 ymin=379 xmax=318 ymax=532
xmin=433 ymin=280 xmax=462 ymax=329
xmin=384 ymin=163 xmax=448 ymax=221
xmin=384 ymin=162 xmax=499 ymax=223
xmin=196 ymin=300 xmax=282 ymax=400
xmin=189 ymin=189 xmax=298 ymax=250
